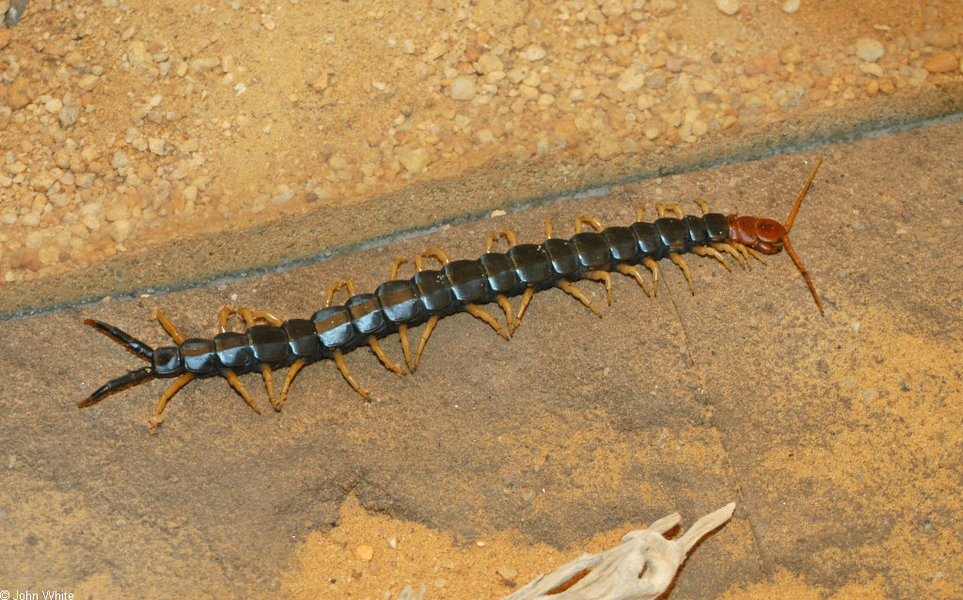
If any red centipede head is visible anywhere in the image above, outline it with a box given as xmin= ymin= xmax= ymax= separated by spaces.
xmin=728 ymin=158 xmax=826 ymax=314
xmin=751 ymin=217 xmax=788 ymax=254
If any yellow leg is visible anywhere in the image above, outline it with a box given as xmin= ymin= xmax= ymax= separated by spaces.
xmin=616 ymin=264 xmax=652 ymax=297
xmin=574 ymin=215 xmax=604 ymax=233
xmin=643 ymin=257 xmax=660 ymax=296
xmin=636 ymin=203 xmax=645 ymax=222
xmin=693 ymin=246 xmax=732 ymax=272
xmin=669 ymin=253 xmax=695 ymax=295
xmin=486 ymin=229 xmax=518 ymax=252
xmin=150 ymin=307 xmax=186 ymax=344
xmin=513 ymin=287 xmax=536 ymax=331
xmin=558 ymin=280 xmax=602 ymax=318
xmin=399 ymin=324 xmax=414 ymax=372
xmin=277 ymin=358 xmax=307 ymax=410
xmin=495 ymin=294 xmax=515 ymax=336
xmin=333 ymin=350 xmax=372 ymax=401
xmin=412 ymin=315 xmax=438 ymax=372
xmin=148 ymin=373 xmax=194 ymax=434
xmin=225 ymin=370 xmax=261 ymax=414
xmin=465 ymin=304 xmax=510 ymax=340
xmin=713 ymin=243 xmax=749 ymax=269
xmin=584 ymin=270 xmax=613 ymax=305
xmin=369 ymin=337 xmax=406 ymax=375
xmin=694 ymin=198 xmax=711 ymax=215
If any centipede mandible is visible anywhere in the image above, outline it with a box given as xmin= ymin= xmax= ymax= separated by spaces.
xmin=81 ymin=159 xmax=825 ymax=433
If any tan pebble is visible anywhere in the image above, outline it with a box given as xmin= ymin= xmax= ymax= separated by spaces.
xmin=475 ymin=53 xmax=504 ymax=74
xmin=922 ymin=51 xmax=957 ymax=73
xmin=127 ymin=40 xmax=150 ymax=66
xmin=182 ymin=185 xmax=198 ymax=202
xmin=922 ymin=31 xmax=955 ymax=50
xmin=148 ymin=137 xmax=167 ymax=155
xmin=859 ymin=62 xmax=883 ymax=77
xmin=260 ymin=14 xmax=276 ymax=30
xmin=616 ymin=67 xmax=645 ymax=92
xmin=190 ymin=57 xmax=221 ymax=72
xmin=112 ymin=151 xmax=130 ymax=169
xmin=519 ymin=45 xmax=546 ymax=61
xmin=353 ymin=545 xmax=374 ymax=561
xmin=310 ymin=73 xmax=329 ymax=90
xmin=496 ymin=565 xmax=518 ymax=579
xmin=448 ymin=76 xmax=476 ymax=100
xmin=715 ymin=0 xmax=739 ymax=16
xmin=854 ymin=37 xmax=884 ymax=62
xmin=105 ymin=201 xmax=130 ymax=222
xmin=399 ymin=148 xmax=430 ymax=173
xmin=77 ymin=74 xmax=100 ymax=91
xmin=31 ymin=171 xmax=56 ymax=192
xmin=64 ymin=51 xmax=85 ymax=68
xmin=24 ymin=230 xmax=45 ymax=248
xmin=7 ymin=78 xmax=35 ymax=110
xmin=107 ymin=220 xmax=133 ymax=243
xmin=781 ymin=0 xmax=799 ymax=13
xmin=779 ymin=43 xmax=803 ymax=65
xmin=0 ymin=28 xmax=11 ymax=51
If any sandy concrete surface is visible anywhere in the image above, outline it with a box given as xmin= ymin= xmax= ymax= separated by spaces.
xmin=2 ymin=0 xmax=963 ymax=316
xmin=0 ymin=120 xmax=960 ymax=598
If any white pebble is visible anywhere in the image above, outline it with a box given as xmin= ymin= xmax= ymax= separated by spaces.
xmin=519 ymin=45 xmax=547 ymax=61
xmin=715 ymin=0 xmax=739 ymax=16
xmin=399 ymin=148 xmax=430 ymax=173
xmin=781 ymin=0 xmax=799 ymax=13
xmin=448 ymin=76 xmax=476 ymax=100
xmin=855 ymin=37 xmax=884 ymax=62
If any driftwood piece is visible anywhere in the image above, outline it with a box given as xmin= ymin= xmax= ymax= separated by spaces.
xmin=502 ymin=503 xmax=736 ymax=600
xmin=395 ymin=503 xmax=734 ymax=600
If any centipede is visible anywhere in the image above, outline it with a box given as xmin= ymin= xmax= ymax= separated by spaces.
xmin=80 ymin=159 xmax=825 ymax=433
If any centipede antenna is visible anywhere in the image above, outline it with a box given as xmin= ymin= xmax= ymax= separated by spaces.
xmin=84 ymin=319 xmax=154 ymax=361
xmin=780 ymin=235 xmax=824 ymax=314
xmin=784 ymin=156 xmax=823 ymax=234
xmin=79 ymin=366 xmax=156 ymax=408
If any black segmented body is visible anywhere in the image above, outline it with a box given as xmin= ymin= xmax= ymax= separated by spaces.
xmin=134 ymin=213 xmax=729 ymax=384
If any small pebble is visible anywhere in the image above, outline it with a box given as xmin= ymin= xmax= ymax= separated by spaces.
xmin=448 ymin=76 xmax=476 ymax=100
xmin=715 ymin=0 xmax=739 ymax=16
xmin=519 ymin=45 xmax=546 ymax=61
xmin=922 ymin=51 xmax=958 ymax=73
xmin=781 ymin=0 xmax=799 ymax=13
xmin=496 ymin=565 xmax=518 ymax=580
xmin=855 ymin=37 xmax=884 ymax=62
xmin=77 ymin=74 xmax=100 ymax=91
xmin=399 ymin=148 xmax=430 ymax=173
xmin=353 ymin=545 xmax=374 ymax=561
